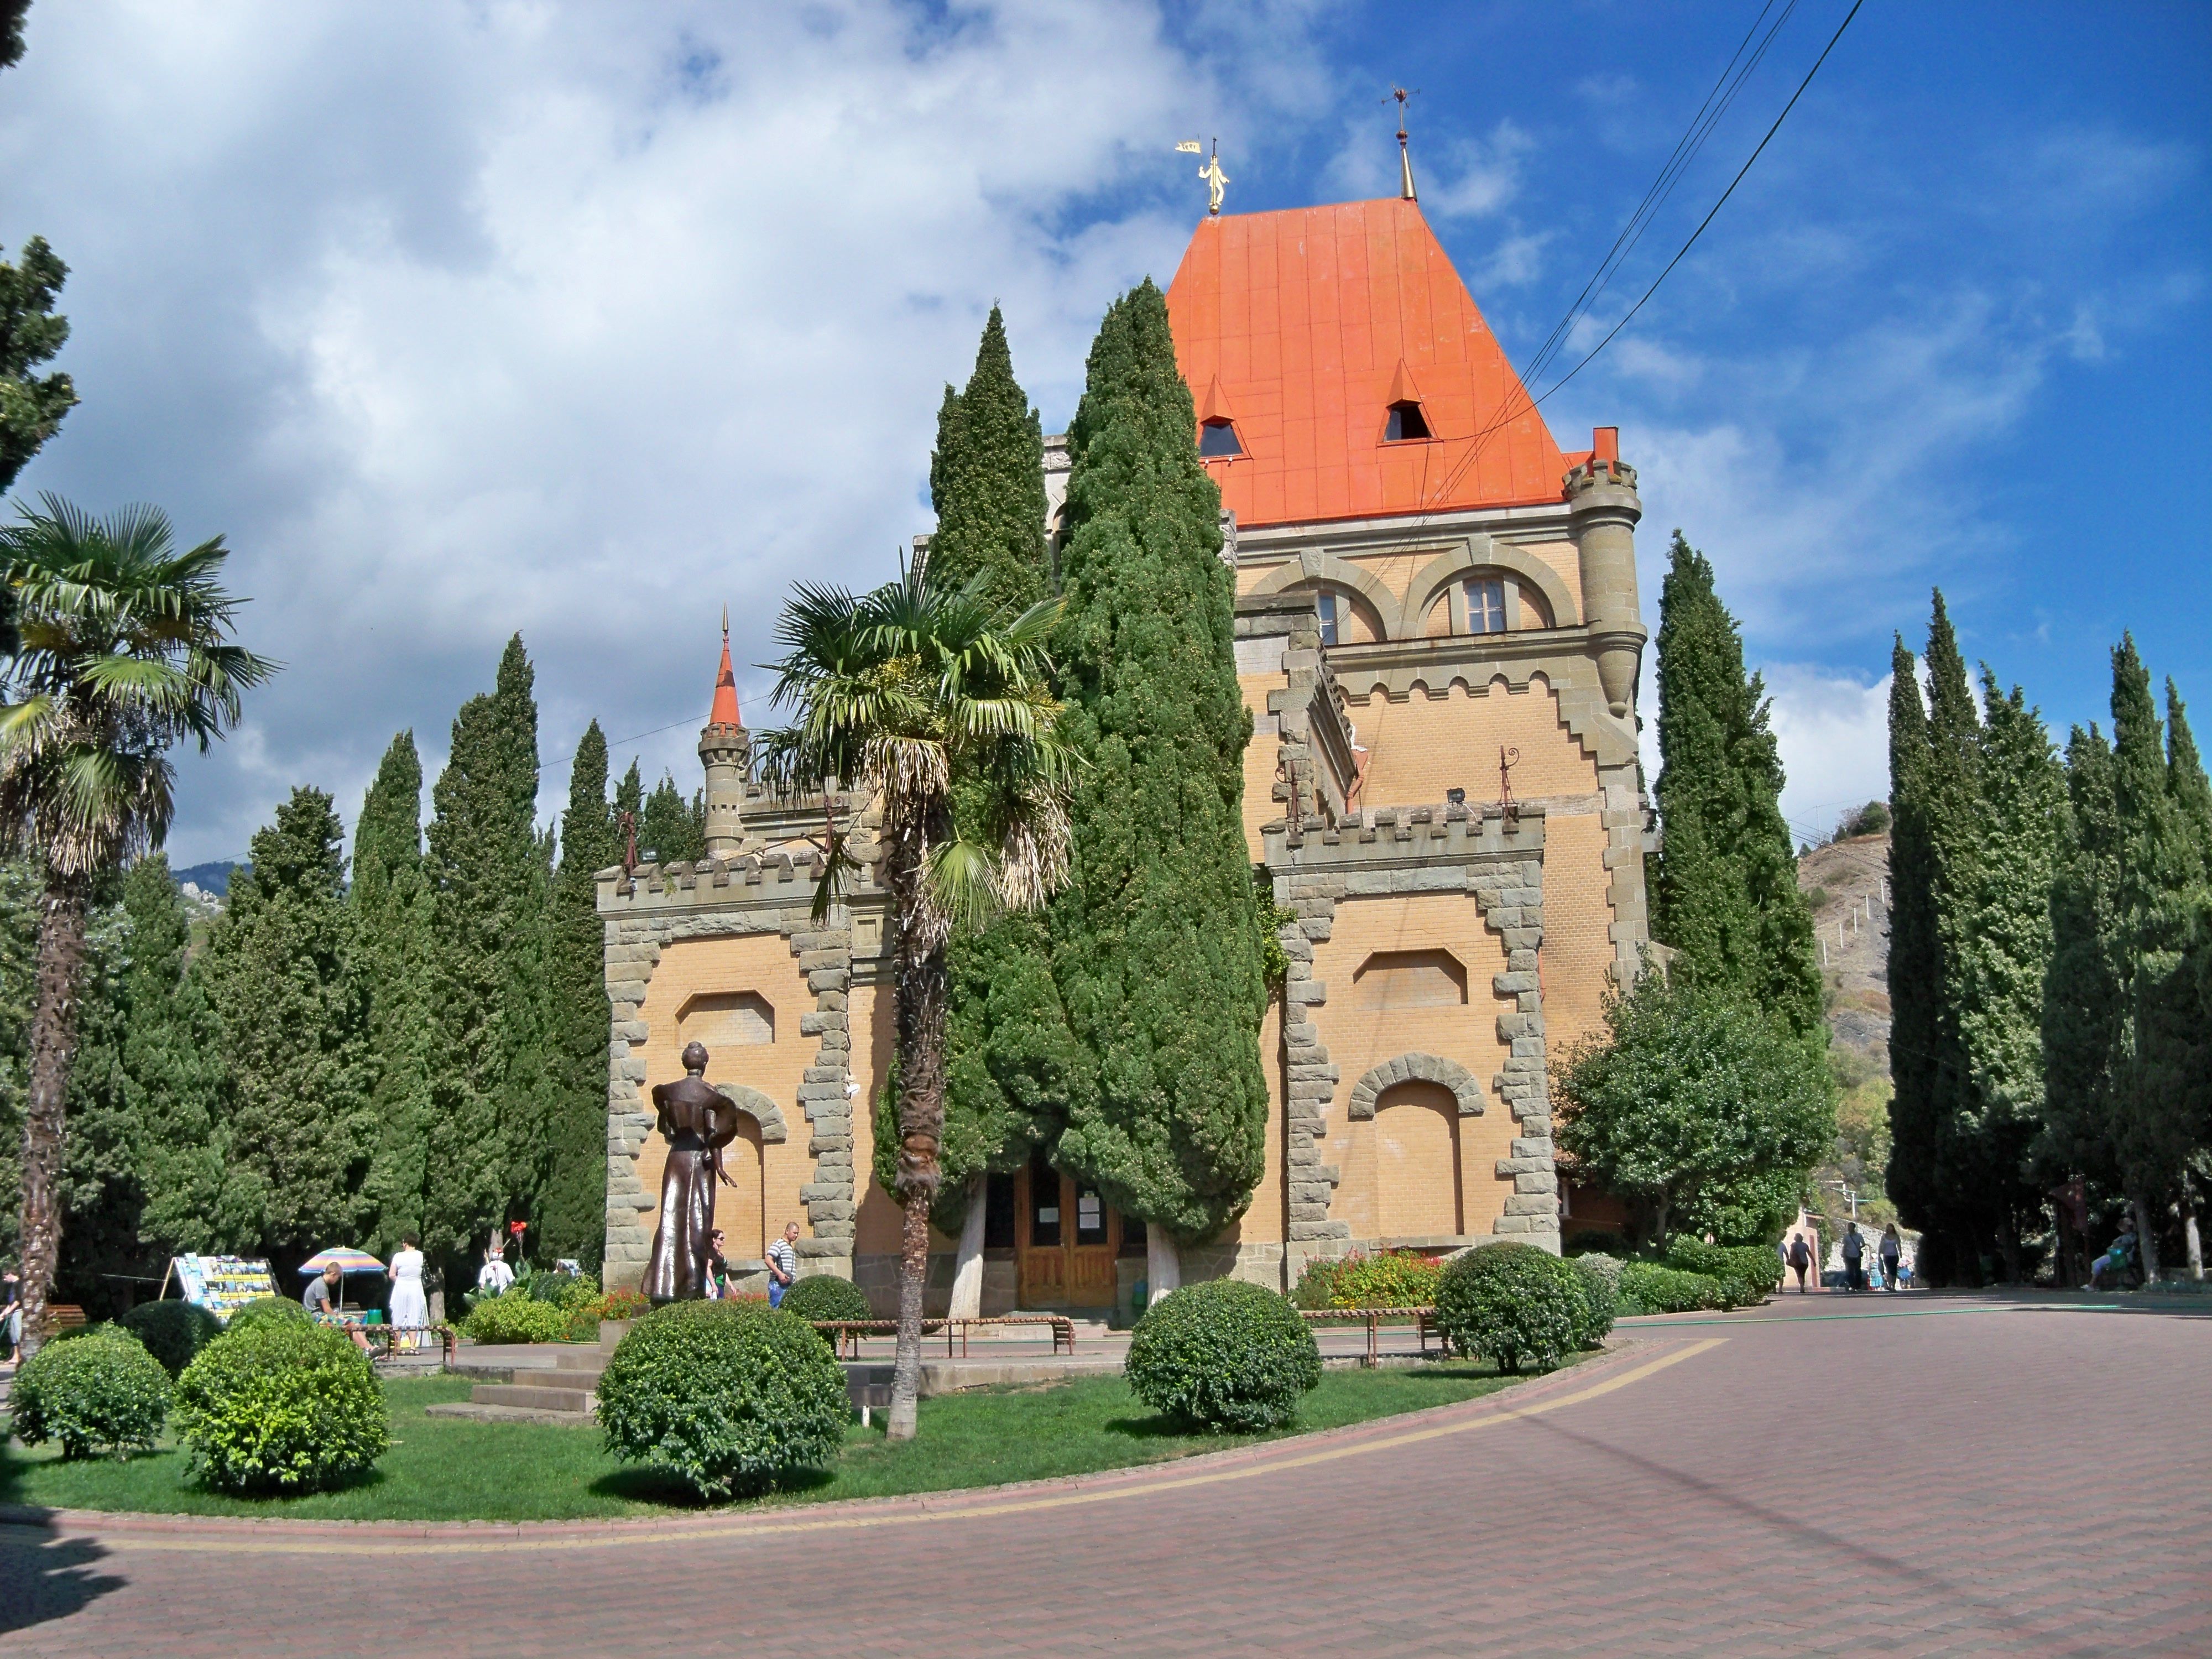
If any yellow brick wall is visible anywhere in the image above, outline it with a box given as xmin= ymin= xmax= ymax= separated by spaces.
xmin=1348 ymin=680 xmax=1598 ymax=808
xmin=1308 ymin=892 xmax=1519 ymax=1241
xmin=1530 ymin=810 xmax=1616 ymax=1058
xmin=1373 ymin=1082 xmax=1462 ymax=1237
xmin=633 ymin=933 xmax=821 ymax=1262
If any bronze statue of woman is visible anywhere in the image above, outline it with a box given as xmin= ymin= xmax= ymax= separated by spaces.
xmin=643 ymin=1041 xmax=742 ymax=1302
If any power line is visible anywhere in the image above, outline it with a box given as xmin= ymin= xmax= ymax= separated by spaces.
xmin=1413 ymin=0 xmax=1864 ymax=523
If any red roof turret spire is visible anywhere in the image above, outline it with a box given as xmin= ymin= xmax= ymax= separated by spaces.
xmin=709 ymin=605 xmax=741 ymax=728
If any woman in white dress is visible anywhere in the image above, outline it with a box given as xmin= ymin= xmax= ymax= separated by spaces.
xmin=386 ymin=1235 xmax=429 ymax=1350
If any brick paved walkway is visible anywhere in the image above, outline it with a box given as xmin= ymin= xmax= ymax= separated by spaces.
xmin=1 ymin=1296 xmax=2206 ymax=1657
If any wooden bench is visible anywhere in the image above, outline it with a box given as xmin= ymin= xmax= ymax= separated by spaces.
xmin=1297 ymin=1306 xmax=1441 ymax=1367
xmin=811 ymin=1314 xmax=1077 ymax=1360
xmin=43 ymin=1303 xmax=88 ymax=1336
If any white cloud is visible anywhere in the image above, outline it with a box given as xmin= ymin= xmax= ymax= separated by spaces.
xmin=1764 ymin=666 xmax=1893 ymax=849
xmin=2 ymin=1 xmax=1331 ymax=862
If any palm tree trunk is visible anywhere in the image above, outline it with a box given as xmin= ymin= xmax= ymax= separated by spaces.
xmin=16 ymin=869 xmax=88 ymax=1360
xmin=885 ymin=818 xmax=948 ymax=1443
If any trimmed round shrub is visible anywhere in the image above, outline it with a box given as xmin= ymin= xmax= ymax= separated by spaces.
xmin=1618 ymin=1262 xmax=1726 ymax=1315
xmin=465 ymin=1290 xmax=570 ymax=1344
xmin=122 ymin=1300 xmax=223 ymax=1378
xmin=778 ymin=1275 xmax=873 ymax=1323
xmin=1290 ymin=1249 xmax=1441 ymax=1311
xmin=596 ymin=1300 xmax=849 ymax=1500
xmin=1433 ymin=1242 xmax=1584 ymax=1374
xmin=9 ymin=1326 xmax=172 ymax=1460
xmin=224 ymin=1296 xmax=313 ymax=1337
xmin=1124 ymin=1279 xmax=1321 ymax=1432
xmin=174 ymin=1319 xmax=389 ymax=1494
xmin=1569 ymin=1254 xmax=1619 ymax=1348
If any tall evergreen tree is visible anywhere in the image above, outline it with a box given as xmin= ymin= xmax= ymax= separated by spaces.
xmin=353 ymin=732 xmax=439 ymax=1254
xmin=922 ymin=307 xmax=1081 ymax=1290
xmin=1884 ymin=629 xmax=1950 ymax=1274
xmin=2108 ymin=639 xmax=2206 ymax=1277
xmin=199 ymin=789 xmax=374 ymax=1259
xmin=2041 ymin=724 xmax=2125 ymax=1211
xmin=0 ymin=236 xmax=77 ymax=499
xmin=637 ymin=771 xmax=703 ymax=866
xmin=540 ymin=719 xmax=618 ymax=1269
xmin=928 ymin=305 xmax=1053 ymax=614
xmin=122 ymin=856 xmax=234 ymax=1259
xmin=1945 ymin=671 xmax=2064 ymax=1274
xmin=424 ymin=637 xmax=547 ymax=1265
xmin=1647 ymin=530 xmax=1823 ymax=1037
xmin=1050 ymin=280 xmax=1267 ymax=1281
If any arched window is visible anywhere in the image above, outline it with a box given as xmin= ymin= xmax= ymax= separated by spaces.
xmin=1317 ymin=591 xmax=1340 ymax=646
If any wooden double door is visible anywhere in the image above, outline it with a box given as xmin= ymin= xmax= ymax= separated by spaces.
xmin=1013 ymin=1152 xmax=1125 ymax=1310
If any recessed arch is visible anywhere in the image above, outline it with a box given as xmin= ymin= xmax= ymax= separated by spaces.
xmin=1397 ymin=539 xmax=1579 ymax=639
xmin=711 ymin=1082 xmax=789 ymax=1144
xmin=1346 ymin=1052 xmax=1485 ymax=1120
xmin=1249 ymin=552 xmax=1402 ymax=639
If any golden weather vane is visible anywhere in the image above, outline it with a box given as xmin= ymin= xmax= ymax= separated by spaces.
xmin=1389 ymin=86 xmax=1419 ymax=202
xmin=1177 ymin=137 xmax=1229 ymax=215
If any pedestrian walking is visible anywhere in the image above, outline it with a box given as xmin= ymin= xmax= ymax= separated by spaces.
xmin=705 ymin=1229 xmax=731 ymax=1299
xmin=387 ymin=1234 xmax=429 ymax=1348
xmin=1879 ymin=1224 xmax=1903 ymax=1293
xmin=766 ymin=1221 xmax=799 ymax=1308
xmin=1787 ymin=1233 xmax=1814 ymax=1293
xmin=1841 ymin=1222 xmax=1866 ymax=1293
xmin=1 ymin=1270 xmax=18 ymax=1364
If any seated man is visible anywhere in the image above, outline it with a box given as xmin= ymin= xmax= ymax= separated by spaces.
xmin=2088 ymin=1223 xmax=2138 ymax=1291
xmin=301 ymin=1261 xmax=373 ymax=1351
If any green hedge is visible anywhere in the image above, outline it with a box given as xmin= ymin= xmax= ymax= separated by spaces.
xmin=1665 ymin=1240 xmax=1781 ymax=1307
xmin=1288 ymin=1250 xmax=1441 ymax=1311
xmin=1618 ymin=1262 xmax=1726 ymax=1314
xmin=779 ymin=1275 xmax=873 ymax=1323
xmin=597 ymin=1301 xmax=849 ymax=1500
xmin=1432 ymin=1243 xmax=1584 ymax=1374
xmin=223 ymin=1296 xmax=313 ymax=1337
xmin=1569 ymin=1255 xmax=1619 ymax=1348
xmin=1124 ymin=1280 xmax=1321 ymax=1432
xmin=174 ymin=1321 xmax=389 ymax=1494
xmin=121 ymin=1301 xmax=223 ymax=1379
xmin=465 ymin=1290 xmax=570 ymax=1344
xmin=9 ymin=1326 xmax=172 ymax=1460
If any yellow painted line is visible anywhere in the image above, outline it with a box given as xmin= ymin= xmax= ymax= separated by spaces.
xmin=8 ymin=1338 xmax=1724 ymax=1558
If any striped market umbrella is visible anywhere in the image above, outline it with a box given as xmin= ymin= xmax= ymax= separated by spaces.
xmin=298 ymin=1247 xmax=385 ymax=1276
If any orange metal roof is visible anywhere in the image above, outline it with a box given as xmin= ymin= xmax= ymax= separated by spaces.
xmin=1164 ymin=198 xmax=1569 ymax=528
xmin=709 ymin=634 xmax=740 ymax=727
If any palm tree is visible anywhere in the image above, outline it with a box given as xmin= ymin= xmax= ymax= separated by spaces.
xmin=0 ymin=497 xmax=275 ymax=1354
xmin=757 ymin=561 xmax=1073 ymax=1441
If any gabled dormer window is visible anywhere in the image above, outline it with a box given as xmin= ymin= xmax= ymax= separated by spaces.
xmin=1199 ymin=418 xmax=1244 ymax=457
xmin=1384 ymin=400 xmax=1431 ymax=442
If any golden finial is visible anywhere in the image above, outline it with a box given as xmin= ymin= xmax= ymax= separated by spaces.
xmin=1393 ymin=87 xmax=1418 ymax=202
xmin=1178 ymin=138 xmax=1229 ymax=216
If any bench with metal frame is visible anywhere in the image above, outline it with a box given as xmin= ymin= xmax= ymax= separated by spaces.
xmin=810 ymin=1313 xmax=1076 ymax=1360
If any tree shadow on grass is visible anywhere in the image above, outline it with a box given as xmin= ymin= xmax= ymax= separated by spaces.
xmin=586 ymin=1463 xmax=838 ymax=1509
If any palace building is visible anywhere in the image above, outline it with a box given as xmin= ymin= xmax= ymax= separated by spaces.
xmin=597 ymin=185 xmax=1652 ymax=1316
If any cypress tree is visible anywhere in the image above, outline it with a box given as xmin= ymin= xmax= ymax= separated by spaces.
xmin=1050 ymin=280 xmax=1267 ymax=1262
xmin=924 ymin=306 xmax=1081 ymax=1235
xmin=2039 ymin=724 xmax=2126 ymax=1213
xmin=124 ymin=856 xmax=236 ymax=1258
xmin=1647 ymin=530 xmax=1823 ymax=1036
xmin=425 ymin=637 xmax=547 ymax=1264
xmin=354 ymin=733 xmax=440 ymax=1254
xmin=53 ymin=883 xmax=140 ymax=1310
xmin=2108 ymin=639 xmax=2205 ymax=1277
xmin=540 ymin=719 xmax=618 ymax=1269
xmin=200 ymin=789 xmax=374 ymax=1257
xmin=1947 ymin=672 xmax=2064 ymax=1275
xmin=637 ymin=772 xmax=704 ymax=867
xmin=1884 ymin=632 xmax=1948 ymax=1271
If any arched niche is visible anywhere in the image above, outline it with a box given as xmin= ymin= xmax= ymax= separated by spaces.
xmin=1397 ymin=538 xmax=1580 ymax=639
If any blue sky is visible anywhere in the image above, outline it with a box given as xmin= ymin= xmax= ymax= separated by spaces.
xmin=2 ymin=1 xmax=2205 ymax=861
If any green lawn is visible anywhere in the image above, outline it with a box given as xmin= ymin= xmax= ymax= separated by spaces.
xmin=0 ymin=1360 xmax=1531 ymax=1522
